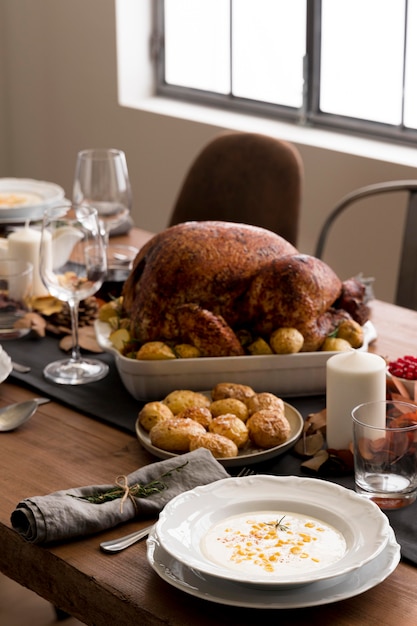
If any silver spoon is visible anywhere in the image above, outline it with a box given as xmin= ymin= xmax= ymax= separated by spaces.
xmin=100 ymin=524 xmax=154 ymax=553
xmin=0 ymin=398 xmax=50 ymax=432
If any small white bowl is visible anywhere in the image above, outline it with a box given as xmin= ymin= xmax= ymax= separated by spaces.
xmin=387 ymin=370 xmax=417 ymax=399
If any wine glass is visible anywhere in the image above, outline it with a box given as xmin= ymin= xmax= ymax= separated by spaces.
xmin=72 ymin=148 xmax=132 ymax=244
xmin=39 ymin=204 xmax=109 ymax=385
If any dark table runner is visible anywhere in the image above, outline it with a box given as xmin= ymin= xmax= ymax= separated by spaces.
xmin=3 ymin=335 xmax=417 ymax=565
xmin=5 ymin=335 xmax=142 ymax=432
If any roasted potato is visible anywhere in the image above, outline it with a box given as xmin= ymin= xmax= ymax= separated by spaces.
xmin=109 ymin=328 xmax=131 ymax=352
xmin=321 ymin=337 xmax=352 ymax=352
xmin=138 ymin=401 xmax=174 ymax=432
xmin=98 ymin=298 xmax=123 ymax=322
xmin=136 ymin=341 xmax=176 ymax=360
xmin=174 ymin=343 xmax=201 ymax=358
xmin=246 ymin=409 xmax=291 ymax=448
xmin=209 ymin=414 xmax=249 ymax=448
xmin=247 ymin=337 xmax=273 ymax=355
xmin=163 ymin=390 xmax=210 ymax=415
xmin=211 ymin=382 xmax=255 ymax=403
xmin=246 ymin=392 xmax=285 ymax=416
xmin=176 ymin=406 xmax=212 ymax=429
xmin=270 ymin=327 xmax=304 ymax=354
xmin=336 ymin=319 xmax=364 ymax=349
xmin=189 ymin=432 xmax=238 ymax=458
xmin=150 ymin=417 xmax=205 ymax=452
xmin=209 ymin=398 xmax=249 ymax=422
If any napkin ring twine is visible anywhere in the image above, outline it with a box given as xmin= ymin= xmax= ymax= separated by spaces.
xmin=115 ymin=475 xmax=138 ymax=514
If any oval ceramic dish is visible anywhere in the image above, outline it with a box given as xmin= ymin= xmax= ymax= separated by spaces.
xmin=154 ymin=475 xmax=390 ymax=588
xmin=135 ymin=400 xmax=303 ymax=467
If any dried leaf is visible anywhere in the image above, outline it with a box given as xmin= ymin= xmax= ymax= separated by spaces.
xmin=301 ymin=450 xmax=329 ymax=473
xmin=303 ymin=409 xmax=327 ymax=435
xmin=13 ymin=312 xmax=46 ymax=337
xmin=32 ymin=296 xmax=64 ymax=316
xmin=294 ymin=431 xmax=324 ymax=458
xmin=59 ymin=326 xmax=103 ymax=353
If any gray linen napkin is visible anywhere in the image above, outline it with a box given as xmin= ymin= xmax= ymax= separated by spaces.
xmin=11 ymin=449 xmax=229 ymax=544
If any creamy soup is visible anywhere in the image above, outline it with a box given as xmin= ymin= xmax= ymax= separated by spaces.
xmin=201 ymin=511 xmax=347 ymax=575
xmin=0 ymin=192 xmax=43 ymax=208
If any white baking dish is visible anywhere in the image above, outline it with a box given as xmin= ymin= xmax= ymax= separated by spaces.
xmin=95 ymin=320 xmax=377 ymax=401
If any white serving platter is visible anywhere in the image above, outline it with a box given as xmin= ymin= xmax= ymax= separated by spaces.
xmin=154 ymin=475 xmax=390 ymax=588
xmin=0 ymin=178 xmax=65 ymax=222
xmin=135 ymin=400 xmax=303 ymax=467
xmin=95 ymin=319 xmax=377 ymax=401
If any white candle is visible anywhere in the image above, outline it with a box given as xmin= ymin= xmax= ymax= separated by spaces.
xmin=8 ymin=226 xmax=52 ymax=297
xmin=326 ymin=351 xmax=386 ymax=449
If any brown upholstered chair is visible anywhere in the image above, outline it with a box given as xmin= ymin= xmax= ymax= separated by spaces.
xmin=168 ymin=131 xmax=303 ymax=246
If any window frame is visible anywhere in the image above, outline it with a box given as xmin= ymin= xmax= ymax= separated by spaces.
xmin=154 ymin=0 xmax=417 ymax=147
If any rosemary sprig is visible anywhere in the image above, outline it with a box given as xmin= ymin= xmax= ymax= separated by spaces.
xmin=70 ymin=461 xmax=189 ymax=506
xmin=267 ymin=515 xmax=289 ymax=532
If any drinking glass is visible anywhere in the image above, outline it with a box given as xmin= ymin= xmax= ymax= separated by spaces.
xmin=39 ymin=204 xmax=109 ymax=385
xmin=73 ymin=148 xmax=132 ymax=244
xmin=352 ymin=400 xmax=417 ymax=509
xmin=0 ymin=259 xmax=33 ymax=339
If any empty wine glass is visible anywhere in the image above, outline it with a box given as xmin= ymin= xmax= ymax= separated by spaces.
xmin=73 ymin=148 xmax=132 ymax=244
xmin=39 ymin=204 xmax=109 ymax=385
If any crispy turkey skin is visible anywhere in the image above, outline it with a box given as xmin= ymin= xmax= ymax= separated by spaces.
xmin=122 ymin=221 xmax=366 ymax=356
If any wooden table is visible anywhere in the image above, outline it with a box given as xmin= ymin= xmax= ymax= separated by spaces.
xmin=1 ymin=230 xmax=417 ymax=625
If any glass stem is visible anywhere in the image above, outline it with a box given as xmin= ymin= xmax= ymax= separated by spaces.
xmin=69 ymin=299 xmax=81 ymax=362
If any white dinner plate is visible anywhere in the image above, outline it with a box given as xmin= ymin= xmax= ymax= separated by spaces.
xmin=147 ymin=525 xmax=400 ymax=609
xmin=0 ymin=178 xmax=65 ymax=222
xmin=135 ymin=400 xmax=303 ymax=467
xmin=0 ymin=345 xmax=12 ymax=383
xmin=155 ymin=475 xmax=390 ymax=588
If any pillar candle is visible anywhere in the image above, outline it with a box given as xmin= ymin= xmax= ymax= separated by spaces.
xmin=326 ymin=351 xmax=386 ymax=449
xmin=8 ymin=226 xmax=52 ymax=297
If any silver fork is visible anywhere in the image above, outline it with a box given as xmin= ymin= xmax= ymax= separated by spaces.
xmin=99 ymin=466 xmax=255 ymax=553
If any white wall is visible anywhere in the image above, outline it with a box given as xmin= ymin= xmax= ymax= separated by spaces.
xmin=1 ymin=0 xmax=417 ymax=304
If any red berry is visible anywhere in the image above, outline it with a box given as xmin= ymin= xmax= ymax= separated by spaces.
xmin=388 ymin=355 xmax=417 ymax=380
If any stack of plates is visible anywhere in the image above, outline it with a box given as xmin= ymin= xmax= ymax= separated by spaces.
xmin=0 ymin=178 xmax=66 ymax=224
xmin=147 ymin=475 xmax=400 ymax=608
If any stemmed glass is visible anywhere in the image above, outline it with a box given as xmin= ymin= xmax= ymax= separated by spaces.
xmin=73 ymin=148 xmax=132 ymax=244
xmin=39 ymin=204 xmax=109 ymax=385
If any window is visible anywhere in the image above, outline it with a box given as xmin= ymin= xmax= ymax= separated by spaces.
xmin=155 ymin=0 xmax=417 ymax=145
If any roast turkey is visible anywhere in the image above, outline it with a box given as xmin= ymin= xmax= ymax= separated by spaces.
xmin=122 ymin=221 xmax=368 ymax=355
